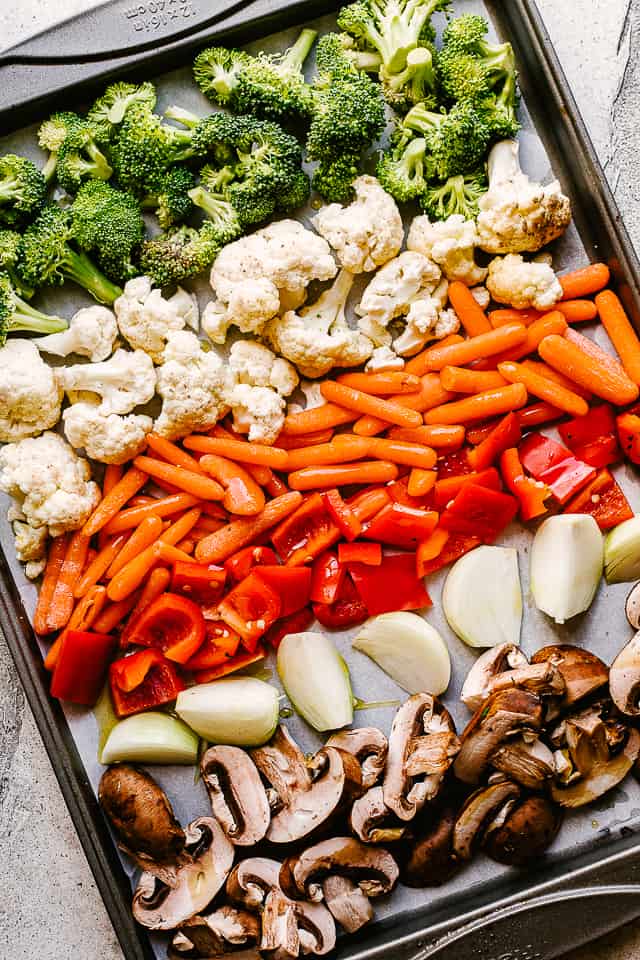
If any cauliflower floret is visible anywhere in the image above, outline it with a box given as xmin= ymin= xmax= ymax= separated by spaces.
xmin=227 ymin=383 xmax=286 ymax=445
xmin=313 ymin=176 xmax=404 ymax=274
xmin=202 ymin=279 xmax=281 ymax=344
xmin=155 ymin=331 xmax=230 ymax=440
xmin=13 ymin=520 xmax=48 ymax=564
xmin=365 ymin=346 xmax=405 ymax=372
xmin=471 ymin=285 xmax=491 ymax=310
xmin=224 ymin=340 xmax=298 ymax=442
xmin=35 ymin=306 xmax=118 ymax=363
xmin=477 ymin=140 xmax=572 ymax=254
xmin=487 ymin=254 xmax=563 ymax=311
xmin=0 ymin=340 xmax=63 ymax=442
xmin=355 ymin=252 xmax=442 ymax=346
xmin=393 ymin=279 xmax=457 ymax=357
xmin=63 ymin=402 xmax=153 ymax=465
xmin=407 ymin=215 xmax=488 ymax=286
xmin=0 ymin=432 xmax=100 ymax=538
xmin=114 ymin=276 xmax=199 ymax=362
xmin=57 ymin=348 xmax=156 ymax=415
xmin=265 ymin=270 xmax=374 ymax=379
xmin=228 ymin=340 xmax=298 ymax=396
xmin=300 ymin=381 xmax=326 ymax=408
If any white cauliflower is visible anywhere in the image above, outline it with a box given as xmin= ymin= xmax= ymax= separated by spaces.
xmin=393 ymin=280 xmax=458 ymax=357
xmin=57 ymin=348 xmax=156 ymax=415
xmin=11 ymin=519 xmax=48 ymax=579
xmin=407 ymin=215 xmax=487 ymax=286
xmin=0 ymin=432 xmax=100 ymax=538
xmin=35 ymin=306 xmax=118 ymax=362
xmin=155 ymin=331 xmax=230 ymax=440
xmin=355 ymin=252 xmax=442 ymax=346
xmin=0 ymin=340 xmax=63 ymax=442
xmin=115 ymin=276 xmax=199 ymax=362
xmin=63 ymin=402 xmax=153 ymax=465
xmin=227 ymin=383 xmax=286 ymax=445
xmin=313 ymin=176 xmax=404 ymax=274
xmin=477 ymin=140 xmax=572 ymax=254
xmin=202 ymin=279 xmax=280 ymax=344
xmin=300 ymin=381 xmax=326 ymax=409
xmin=365 ymin=346 xmax=405 ymax=372
xmin=471 ymin=285 xmax=491 ymax=310
xmin=228 ymin=340 xmax=298 ymax=396
xmin=265 ymin=270 xmax=374 ymax=379
xmin=486 ymin=254 xmax=563 ymax=311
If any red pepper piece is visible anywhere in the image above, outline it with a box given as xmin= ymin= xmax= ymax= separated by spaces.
xmin=109 ymin=648 xmax=185 ymax=717
xmin=500 ymin=447 xmax=550 ymax=522
xmin=616 ymin=409 xmax=640 ymax=465
xmin=50 ymin=629 xmax=116 ymax=706
xmin=436 ymin=449 xmax=473 ymax=479
xmin=558 ymin=404 xmax=620 ymax=468
xmin=439 ymin=483 xmax=519 ymax=543
xmin=564 ymin=469 xmax=634 ymax=530
xmin=323 ymin=488 xmax=362 ymax=541
xmin=338 ymin=542 xmax=382 ymax=566
xmin=310 ymin=551 xmax=345 ymax=605
xmin=468 ymin=412 xmax=521 ymax=471
xmin=466 ymin=419 xmax=500 ymax=446
xmin=348 ymin=553 xmax=431 ymax=616
xmin=363 ymin=503 xmax=439 ymax=549
xmin=254 ymin=565 xmax=312 ymax=617
xmin=434 ymin=467 xmax=502 ymax=512
xmin=193 ymin=648 xmax=266 ymax=684
xmin=217 ymin=571 xmax=281 ymax=651
xmin=519 ymin=432 xmax=573 ymax=475
xmin=313 ymin=575 xmax=369 ymax=629
xmin=171 ymin=561 xmax=227 ymax=607
xmin=519 ymin=432 xmax=596 ymax=505
xmin=264 ymin=607 xmax=314 ymax=650
xmin=124 ymin=592 xmax=206 ymax=664
xmin=387 ymin=476 xmax=434 ymax=511
xmin=224 ymin=545 xmax=279 ymax=583
xmin=182 ymin=622 xmax=241 ymax=671
xmin=271 ymin=493 xmax=338 ymax=566
xmin=417 ymin=532 xmax=480 ymax=577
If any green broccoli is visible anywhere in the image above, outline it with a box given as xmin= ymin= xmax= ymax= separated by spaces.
xmin=312 ymin=153 xmax=361 ymax=203
xmin=0 ymin=271 xmax=67 ymax=346
xmin=70 ymin=181 xmax=145 ymax=283
xmin=421 ymin=168 xmax=488 ymax=220
xmin=88 ymin=81 xmax=157 ymax=144
xmin=188 ymin=183 xmax=243 ymax=247
xmin=18 ymin=203 xmax=123 ymax=305
xmin=56 ymin=118 xmax=114 ymax=193
xmin=314 ymin=32 xmax=382 ymax=76
xmin=138 ymin=222 xmax=221 ymax=287
xmin=38 ymin=112 xmax=78 ymax=182
xmin=377 ymin=135 xmax=429 ymax=202
xmin=382 ymin=45 xmax=438 ymax=110
xmin=193 ymin=29 xmax=317 ymax=120
xmin=0 ymin=155 xmax=47 ymax=227
xmin=276 ymin=168 xmax=311 ymax=212
xmin=402 ymin=101 xmax=490 ymax=179
xmin=0 ymin=229 xmax=34 ymax=299
xmin=142 ymin=166 xmax=197 ymax=229
xmin=111 ymin=102 xmax=196 ymax=195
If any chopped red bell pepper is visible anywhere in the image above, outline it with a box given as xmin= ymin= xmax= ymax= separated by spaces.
xmin=436 ymin=449 xmax=473 ymax=479
xmin=519 ymin=433 xmax=596 ymax=505
xmin=254 ymin=565 xmax=312 ymax=616
xmin=171 ymin=561 xmax=227 ymax=607
xmin=415 ymin=528 xmax=450 ymax=577
xmin=433 ymin=467 xmax=502 ymax=511
xmin=417 ymin=531 xmax=480 ymax=577
xmin=348 ymin=553 xmax=431 ymax=616
xmin=109 ymin=648 xmax=185 ymax=718
xmin=558 ymin=405 xmax=620 ymax=468
xmin=50 ymin=629 xmax=116 ymax=706
xmin=338 ymin=542 xmax=382 ymax=566
xmin=363 ymin=503 xmax=439 ymax=549
xmin=310 ymin=551 xmax=345 ymax=604
xmin=500 ymin=447 xmax=549 ymax=522
xmin=182 ymin=621 xmax=241 ymax=671
xmin=387 ymin=476 xmax=434 ymax=511
xmin=124 ymin=592 xmax=206 ymax=664
xmin=264 ymin=607 xmax=314 ymax=649
xmin=468 ymin=412 xmax=521 ymax=471
xmin=193 ymin=647 xmax=266 ymax=684
xmin=224 ymin=545 xmax=279 ymax=583
xmin=439 ymin=483 xmax=518 ymax=543
xmin=323 ymin=488 xmax=363 ymax=541
xmin=271 ymin=493 xmax=337 ymax=565
xmin=617 ymin=410 xmax=640 ymax=465
xmin=313 ymin=574 xmax=369 ymax=629
xmin=217 ymin=571 xmax=281 ymax=651
xmin=563 ymin=469 xmax=633 ymax=530
xmin=519 ymin=432 xmax=572 ymax=475
xmin=466 ymin=419 xmax=500 ymax=446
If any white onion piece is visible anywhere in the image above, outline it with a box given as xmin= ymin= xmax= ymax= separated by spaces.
xmin=353 ymin=612 xmax=450 ymax=695
xmin=277 ymin=631 xmax=353 ymax=731
xmin=605 ymin=516 xmax=640 ymax=584
xmin=442 ymin=546 xmax=522 ymax=647
xmin=531 ymin=514 xmax=603 ymax=623
xmin=100 ymin=712 xmax=199 ymax=765
xmin=176 ymin=677 xmax=279 ymax=746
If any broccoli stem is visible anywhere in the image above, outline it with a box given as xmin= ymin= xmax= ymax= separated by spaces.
xmin=62 ymin=248 xmax=123 ymax=305
xmin=11 ymin=294 xmax=67 ymax=335
xmin=282 ymin=28 xmax=318 ymax=71
xmin=403 ymin=103 xmax=442 ymax=136
xmin=41 ymin=154 xmax=58 ymax=184
xmin=188 ymin=186 xmax=240 ymax=234
xmin=164 ymin=105 xmax=201 ymax=129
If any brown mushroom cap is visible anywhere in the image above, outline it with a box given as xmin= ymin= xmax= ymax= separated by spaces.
xmin=452 ymin=780 xmax=521 ymax=861
xmin=530 ymin=645 xmax=608 ymax=707
xmin=401 ymin=807 xmax=458 ymax=888
xmin=260 ymin=887 xmax=336 ymax=958
xmin=349 ymin=787 xmax=407 ymax=844
xmin=609 ymin=632 xmax=640 ymax=716
xmin=326 ymin=728 xmax=388 ymax=790
xmin=281 ymin=837 xmax=399 ymax=904
xmin=550 ymin=722 xmax=640 ymax=808
xmin=482 ymin=795 xmax=562 ymax=866
xmin=170 ymin=905 xmax=260 ymax=958
xmin=227 ymin=858 xmax=282 ymax=911
xmin=201 ymin=745 xmax=271 ymax=847
xmin=460 ymin=644 xmax=529 ymax=712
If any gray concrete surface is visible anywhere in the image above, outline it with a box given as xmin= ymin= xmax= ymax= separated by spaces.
xmin=1 ymin=1 xmax=640 ymax=958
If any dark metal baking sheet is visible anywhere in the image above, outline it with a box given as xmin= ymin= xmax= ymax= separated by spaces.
xmin=3 ymin=2 xmax=640 ymax=959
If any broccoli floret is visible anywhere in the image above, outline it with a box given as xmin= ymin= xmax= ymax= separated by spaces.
xmin=478 ymin=78 xmax=520 ymax=140
xmin=233 ymin=118 xmax=303 ymax=191
xmin=138 ymin=222 xmax=220 ymax=287
xmin=312 ymin=153 xmax=361 ymax=203
xmin=17 ymin=203 xmax=122 ymax=305
xmin=307 ymin=70 xmax=385 ymax=165
xmin=111 ymin=103 xmax=196 ymax=195
xmin=193 ymin=29 xmax=317 ymax=120
xmin=188 ymin=183 xmax=243 ymax=246
xmin=0 ymin=155 xmax=47 ymax=227
xmin=315 ymin=32 xmax=382 ymax=76
xmin=276 ymin=168 xmax=311 ymax=212
xmin=381 ymin=45 xmax=438 ymax=110
xmin=142 ymin=166 xmax=197 ymax=229
xmin=88 ymin=81 xmax=157 ymax=144
xmin=421 ymin=168 xmax=488 ymax=220
xmin=402 ymin=101 xmax=490 ymax=179
xmin=70 ymin=181 xmax=145 ymax=283
xmin=56 ymin=118 xmax=114 ymax=193
xmin=377 ymin=135 xmax=428 ymax=202
xmin=0 ymin=271 xmax=67 ymax=346
xmin=38 ymin=112 xmax=78 ymax=182
xmin=0 ymin=229 xmax=34 ymax=299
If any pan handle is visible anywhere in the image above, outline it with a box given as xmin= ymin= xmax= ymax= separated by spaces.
xmin=411 ymin=885 xmax=640 ymax=960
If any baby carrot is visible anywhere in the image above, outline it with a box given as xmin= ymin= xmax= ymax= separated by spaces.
xmin=489 ymin=308 xmax=541 ymax=328
xmin=265 ymin=473 xmax=289 ymax=497
xmin=320 ymin=380 xmax=423 ymax=428
xmin=74 ymin=533 xmax=129 ymax=598
xmin=336 ymin=371 xmax=422 ymax=394
xmin=288 ymin=461 xmax=399 ymax=491
xmin=131 ymin=568 xmax=171 ymax=619
xmin=33 ymin=535 xmax=69 ymax=635
xmin=596 ymin=289 xmax=640 ymax=384
xmin=103 ymin=492 xmax=200 ymax=535
xmin=424 ymin=383 xmax=528 ymax=425
xmin=199 ymin=454 xmax=266 ymax=516
xmin=145 ymin=433 xmax=205 ymax=474
xmin=440 ymin=366 xmax=508 ymax=393
xmin=106 ymin=515 xmax=164 ymax=577
xmin=368 ymin=438 xmax=437 ymax=469
xmin=182 ymin=435 xmax=288 ymax=470
xmin=47 ymin=532 xmax=91 ymax=632
xmin=208 ymin=424 xmax=273 ymax=486
xmin=448 ymin=280 xmax=492 ymax=336
xmin=476 ymin=311 xmax=568 ymax=368
xmin=557 ymin=300 xmax=599 ymax=323
xmin=176 ymin=538 xmax=196 ymax=554
xmin=277 ymin=430 xmax=334 ymax=449
xmin=520 ymin=359 xmax=592 ymax=400
xmin=195 ymin=491 xmax=303 ymax=563
xmin=127 ymin=496 xmax=157 ymax=508
xmin=421 ymin=323 xmax=528 ymax=372
xmin=152 ymin=541 xmax=194 ymax=565
xmin=103 ymin=464 xmax=123 ymax=496
xmin=92 ymin=593 xmax=140 ymax=634
xmin=388 ymin=424 xmax=466 ymax=449
xmin=517 ymin=401 xmax=564 ymax=429
xmin=44 ymin=585 xmax=108 ymax=671
xmin=353 ymin=374 xmax=454 ymax=436
xmin=282 ymin=403 xmax=356 ymax=435
xmin=498 ymin=360 xmax=589 ymax=417
xmin=405 ymin=335 xmax=465 ymax=376
xmin=407 ymin=468 xmax=437 ymax=497
xmin=83 ymin=466 xmax=149 ymax=537
xmin=284 ymin=436 xmax=372 ymax=471
xmin=559 ymin=263 xmax=610 ymax=300
xmin=539 ymin=333 xmax=640 ymax=405
xmin=133 ymin=456 xmax=224 ymax=501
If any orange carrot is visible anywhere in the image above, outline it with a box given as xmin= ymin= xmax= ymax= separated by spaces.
xmin=195 ymin=491 xmax=303 ymax=563
xmin=182 ymin=435 xmax=288 ymax=470
xmin=421 ymin=323 xmax=528 ymax=372
xmin=199 ymin=453 xmax=266 ymax=516
xmin=265 ymin=473 xmax=289 ymax=498
xmin=557 ymin=300 xmax=599 ymax=323
xmin=498 ymin=360 xmax=588 ymax=417
xmin=489 ymin=308 xmax=541 ymax=328
xmin=176 ymin=537 xmax=196 ymax=554
xmin=520 ymin=359 xmax=592 ymax=400
xmin=320 ymin=380 xmax=423 ymax=428
xmin=336 ymin=371 xmax=422 ymax=394
xmin=208 ymin=424 xmax=273 ymax=486
xmin=276 ymin=430 xmax=335 ymax=450
xmin=83 ymin=466 xmax=148 ymax=537
xmin=192 ymin=514 xmax=227 ymax=533
xmin=103 ymin=492 xmax=200 ymax=535
xmin=127 ymin=496 xmax=158 ymax=508
xmin=74 ymin=533 xmax=129 ymax=598
xmin=448 ymin=280 xmax=492 ymax=336
xmin=103 ymin=464 xmax=123 ymax=496
xmin=106 ymin=515 xmax=164 ymax=577
xmin=128 ymin=567 xmax=171 ymax=623
xmin=152 ymin=541 xmax=194 ymax=565
xmin=596 ymin=289 xmax=640 ymax=384
xmin=560 ymin=263 xmax=610 ymax=300
xmin=387 ymin=424 xmax=465 ymax=449
xmin=284 ymin=436 xmax=372 ymax=471
xmin=44 ymin=585 xmax=108 ymax=671
xmin=92 ymin=593 xmax=140 ymax=634
xmin=407 ymin=468 xmax=437 ymax=497
xmin=405 ymin=335 xmax=465 ymax=376
xmin=353 ymin=374 xmax=454 ymax=436
xmin=282 ymin=403 xmax=356 ymax=435
xmin=424 ymin=383 xmax=528 ymax=425
xmin=517 ymin=401 xmax=564 ymax=429
xmin=440 ymin=366 xmax=508 ymax=393
xmin=145 ymin=433 xmax=206 ymax=474
xmin=475 ymin=311 xmax=568 ymax=368
xmin=133 ymin=456 xmax=224 ymax=501
xmin=33 ymin=535 xmax=70 ymax=635
xmin=368 ymin=438 xmax=437 ymax=469
xmin=46 ymin=532 xmax=91 ymax=632
xmin=288 ymin=461 xmax=398 ymax=491
xmin=539 ymin=333 xmax=640 ymax=405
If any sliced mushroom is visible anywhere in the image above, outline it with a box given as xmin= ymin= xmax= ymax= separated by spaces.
xmin=251 ymin=726 xmax=362 ymax=844
xmin=227 ymin=858 xmax=282 ymax=911
xmin=452 ymin=780 xmax=521 ymax=861
xmin=530 ymin=645 xmax=608 ymax=707
xmin=460 ymin=643 xmax=529 ymax=711
xmin=170 ymin=906 xmax=260 ymax=958
xmin=326 ymin=728 xmax=388 ymax=789
xmin=626 ymin=583 xmax=640 ymax=629
xmin=320 ymin=875 xmax=373 ymax=933
xmin=260 ymin=889 xmax=300 ymax=960
xmin=349 ymin=787 xmax=407 ymax=844
xmin=383 ymin=694 xmax=460 ymax=822
xmin=280 ymin=837 xmax=399 ymax=905
xmin=610 ymin=632 xmax=640 ymax=716
xmin=201 ymin=745 xmax=271 ymax=846
xmin=132 ymin=817 xmax=235 ymax=931
xmin=454 ymin=688 xmax=544 ymax=785
xmin=490 ymin=736 xmax=556 ymax=790
xmin=482 ymin=795 xmax=562 ymax=866
xmin=99 ymin=765 xmax=186 ymax=884
xmin=401 ymin=807 xmax=458 ymax=888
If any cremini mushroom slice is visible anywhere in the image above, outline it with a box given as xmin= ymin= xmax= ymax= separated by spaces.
xmin=227 ymin=858 xmax=282 ymax=911
xmin=169 ymin=906 xmax=260 ymax=958
xmin=320 ymin=875 xmax=373 ymax=933
xmin=132 ymin=817 xmax=234 ymax=930
xmin=326 ymin=728 xmax=388 ymax=790
xmin=259 ymin=887 xmax=336 ymax=958
xmin=490 ymin=736 xmax=556 ymax=790
xmin=460 ymin=643 xmax=529 ymax=711
xmin=349 ymin=787 xmax=407 ymax=844
xmin=454 ymin=688 xmax=544 ymax=785
xmin=280 ymin=836 xmax=399 ymax=906
xmin=626 ymin=583 xmax=640 ymax=630
xmin=201 ymin=745 xmax=271 ymax=846
xmin=383 ymin=694 xmax=460 ymax=822
xmin=452 ymin=780 xmax=521 ymax=861
xmin=401 ymin=806 xmax=458 ymax=888
xmin=482 ymin=795 xmax=562 ymax=866
xmin=610 ymin=632 xmax=640 ymax=716
xmin=530 ymin=644 xmax=609 ymax=708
